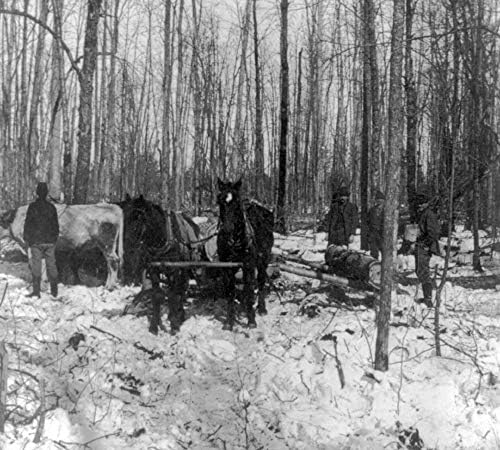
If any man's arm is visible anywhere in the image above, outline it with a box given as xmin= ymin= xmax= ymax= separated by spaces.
xmin=23 ymin=205 xmax=34 ymax=245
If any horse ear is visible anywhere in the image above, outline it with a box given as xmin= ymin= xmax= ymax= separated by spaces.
xmin=217 ymin=177 xmax=225 ymax=190
xmin=234 ymin=178 xmax=242 ymax=190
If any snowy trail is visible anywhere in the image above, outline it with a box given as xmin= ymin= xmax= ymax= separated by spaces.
xmin=0 ymin=235 xmax=499 ymax=449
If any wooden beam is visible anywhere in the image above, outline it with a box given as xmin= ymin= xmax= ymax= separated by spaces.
xmin=149 ymin=261 xmax=243 ymax=268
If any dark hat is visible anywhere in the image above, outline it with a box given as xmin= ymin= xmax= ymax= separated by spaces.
xmin=415 ymin=190 xmax=430 ymax=205
xmin=338 ymin=186 xmax=350 ymax=197
xmin=36 ymin=182 xmax=49 ymax=198
xmin=375 ymin=190 xmax=385 ymax=200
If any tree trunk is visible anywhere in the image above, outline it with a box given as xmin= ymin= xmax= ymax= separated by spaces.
xmin=191 ymin=0 xmax=202 ymax=214
xmin=47 ymin=0 xmax=65 ymax=200
xmin=100 ymin=0 xmax=119 ymax=200
xmin=375 ymin=0 xmax=404 ymax=371
xmin=368 ymin=0 xmax=381 ymax=190
xmin=173 ymin=0 xmax=185 ymax=209
xmin=231 ymin=0 xmax=251 ymax=176
xmin=29 ymin=0 xmax=48 ymax=180
xmin=276 ymin=0 xmax=289 ymax=234
xmin=20 ymin=0 xmax=30 ymax=202
xmin=253 ymin=0 xmax=265 ymax=202
xmin=405 ymin=0 xmax=418 ymax=221
xmin=73 ymin=0 xmax=102 ymax=204
xmin=292 ymin=49 xmax=303 ymax=209
xmin=161 ymin=0 xmax=172 ymax=208
xmin=360 ymin=0 xmax=372 ymax=251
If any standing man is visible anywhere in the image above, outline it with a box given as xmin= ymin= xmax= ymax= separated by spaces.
xmin=414 ymin=190 xmax=440 ymax=307
xmin=367 ymin=190 xmax=385 ymax=259
xmin=327 ymin=186 xmax=359 ymax=247
xmin=24 ymin=182 xmax=59 ymax=298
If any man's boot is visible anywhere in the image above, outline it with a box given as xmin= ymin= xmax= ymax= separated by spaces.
xmin=418 ymin=283 xmax=433 ymax=307
xmin=50 ymin=281 xmax=58 ymax=298
xmin=27 ymin=277 xmax=41 ymax=298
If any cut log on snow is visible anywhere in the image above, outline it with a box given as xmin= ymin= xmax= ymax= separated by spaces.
xmin=282 ymin=253 xmax=330 ymax=272
xmin=325 ymin=245 xmax=381 ymax=289
xmin=278 ymin=263 xmax=349 ymax=287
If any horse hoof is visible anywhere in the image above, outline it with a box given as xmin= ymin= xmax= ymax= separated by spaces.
xmin=247 ymin=321 xmax=257 ymax=329
xmin=149 ymin=327 xmax=158 ymax=336
xmin=257 ymin=307 xmax=268 ymax=316
xmin=223 ymin=322 xmax=234 ymax=331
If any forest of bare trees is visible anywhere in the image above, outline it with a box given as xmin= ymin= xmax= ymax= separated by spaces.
xmin=0 ymin=0 xmax=499 ymax=233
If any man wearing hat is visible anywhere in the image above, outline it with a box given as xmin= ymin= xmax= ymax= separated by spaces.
xmin=326 ymin=186 xmax=359 ymax=247
xmin=414 ymin=190 xmax=440 ymax=307
xmin=367 ymin=190 xmax=385 ymax=259
xmin=23 ymin=182 xmax=59 ymax=298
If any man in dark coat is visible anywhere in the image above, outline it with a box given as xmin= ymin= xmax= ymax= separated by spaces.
xmin=24 ymin=182 xmax=59 ymax=298
xmin=367 ymin=189 xmax=385 ymax=259
xmin=327 ymin=186 xmax=359 ymax=247
xmin=414 ymin=190 xmax=440 ymax=307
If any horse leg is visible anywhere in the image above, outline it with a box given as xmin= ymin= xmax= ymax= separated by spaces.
xmin=256 ymin=263 xmax=268 ymax=315
xmin=149 ymin=271 xmax=164 ymax=335
xmin=222 ymin=268 xmax=236 ymax=330
xmin=167 ymin=269 xmax=188 ymax=335
xmin=243 ymin=265 xmax=256 ymax=328
xmin=149 ymin=288 xmax=164 ymax=335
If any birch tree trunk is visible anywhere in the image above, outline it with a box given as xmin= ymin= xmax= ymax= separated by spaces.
xmin=230 ymin=0 xmax=251 ymax=176
xmin=73 ymin=0 xmax=102 ymax=204
xmin=47 ymin=0 xmax=65 ymax=200
xmin=375 ymin=0 xmax=404 ymax=371
xmin=20 ymin=0 xmax=30 ymax=201
xmin=100 ymin=0 xmax=119 ymax=200
xmin=30 ymin=0 xmax=48 ymax=180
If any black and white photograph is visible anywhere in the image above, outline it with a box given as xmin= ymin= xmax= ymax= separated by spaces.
xmin=0 ymin=0 xmax=499 ymax=448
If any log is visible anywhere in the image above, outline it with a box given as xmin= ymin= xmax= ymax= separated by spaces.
xmin=282 ymin=253 xmax=330 ymax=272
xmin=278 ymin=263 xmax=349 ymax=287
xmin=325 ymin=245 xmax=381 ymax=288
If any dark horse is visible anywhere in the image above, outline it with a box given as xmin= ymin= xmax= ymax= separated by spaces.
xmin=216 ymin=178 xmax=274 ymax=330
xmin=120 ymin=194 xmax=204 ymax=335
xmin=118 ymin=194 xmax=168 ymax=285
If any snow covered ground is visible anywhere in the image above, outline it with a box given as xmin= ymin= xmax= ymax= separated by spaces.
xmin=0 ymin=230 xmax=499 ymax=449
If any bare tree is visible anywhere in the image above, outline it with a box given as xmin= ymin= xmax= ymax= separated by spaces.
xmin=276 ymin=0 xmax=289 ymax=233
xmin=173 ymin=0 xmax=185 ymax=209
xmin=161 ymin=0 xmax=173 ymax=208
xmin=375 ymin=0 xmax=404 ymax=371
xmin=252 ymin=0 xmax=264 ymax=201
xmin=73 ymin=0 xmax=102 ymax=204
xmin=47 ymin=0 xmax=65 ymax=200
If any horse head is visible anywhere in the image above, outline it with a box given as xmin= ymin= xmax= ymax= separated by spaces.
xmin=217 ymin=178 xmax=244 ymax=235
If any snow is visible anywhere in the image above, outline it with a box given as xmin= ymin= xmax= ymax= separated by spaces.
xmin=0 ymin=229 xmax=499 ymax=449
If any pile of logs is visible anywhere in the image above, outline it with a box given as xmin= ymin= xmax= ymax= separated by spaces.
xmin=273 ymin=232 xmax=381 ymax=290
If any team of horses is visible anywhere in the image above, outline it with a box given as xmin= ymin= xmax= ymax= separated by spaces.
xmin=0 ymin=179 xmax=274 ymax=334
xmin=119 ymin=179 xmax=274 ymax=333
xmin=127 ymin=178 xmax=274 ymax=333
